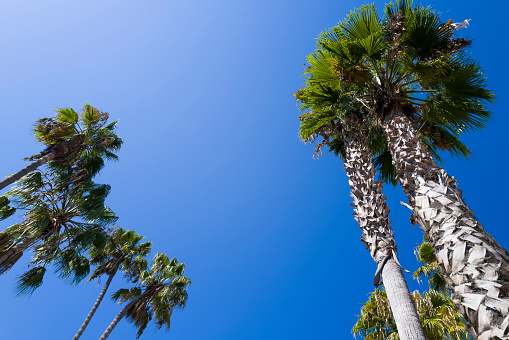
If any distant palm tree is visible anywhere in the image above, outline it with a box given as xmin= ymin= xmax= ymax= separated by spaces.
xmin=413 ymin=241 xmax=446 ymax=293
xmin=73 ymin=228 xmax=152 ymax=340
xmin=0 ymin=165 xmax=117 ymax=294
xmin=99 ymin=253 xmax=190 ymax=339
xmin=0 ymin=104 xmax=122 ymax=191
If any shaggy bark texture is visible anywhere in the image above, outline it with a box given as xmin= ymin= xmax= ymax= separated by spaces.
xmin=342 ymin=114 xmax=426 ymax=340
xmin=384 ymin=112 xmax=509 ymax=340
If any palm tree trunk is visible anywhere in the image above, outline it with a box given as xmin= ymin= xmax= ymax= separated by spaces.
xmin=342 ymin=114 xmax=426 ymax=340
xmin=0 ymin=152 xmax=55 ymax=191
xmin=0 ymin=236 xmax=36 ymax=274
xmin=383 ymin=112 xmax=509 ymax=339
xmin=382 ymin=258 xmax=425 ymax=340
xmin=73 ymin=269 xmax=118 ymax=340
xmin=98 ymin=298 xmax=139 ymax=340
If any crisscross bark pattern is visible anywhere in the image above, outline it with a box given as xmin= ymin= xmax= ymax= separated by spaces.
xmin=342 ymin=114 xmax=426 ymax=340
xmin=384 ymin=113 xmax=509 ymax=340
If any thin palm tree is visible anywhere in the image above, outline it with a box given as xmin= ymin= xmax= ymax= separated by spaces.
xmin=99 ymin=253 xmax=190 ymax=339
xmin=303 ymin=2 xmax=509 ymax=337
xmin=0 ymin=104 xmax=122 ymax=191
xmin=297 ymin=61 xmax=425 ymax=339
xmin=0 ymin=164 xmax=117 ymax=292
xmin=354 ymin=241 xmax=471 ymax=340
xmin=72 ymin=227 xmax=152 ymax=340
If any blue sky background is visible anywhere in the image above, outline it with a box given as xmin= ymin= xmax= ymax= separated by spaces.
xmin=0 ymin=0 xmax=508 ymax=339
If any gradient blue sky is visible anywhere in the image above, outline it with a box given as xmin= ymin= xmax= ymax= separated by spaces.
xmin=0 ymin=0 xmax=508 ymax=339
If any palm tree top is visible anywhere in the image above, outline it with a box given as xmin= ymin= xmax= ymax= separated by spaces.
xmin=1 ymin=165 xmax=117 ymax=294
xmin=89 ymin=227 xmax=152 ymax=282
xmin=29 ymin=104 xmax=122 ymax=179
xmin=111 ymin=253 xmax=190 ymax=338
xmin=296 ymin=0 xmax=495 ymax=178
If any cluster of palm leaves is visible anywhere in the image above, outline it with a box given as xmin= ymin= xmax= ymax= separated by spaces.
xmin=296 ymin=0 xmax=509 ymax=339
xmin=0 ymin=104 xmax=190 ymax=339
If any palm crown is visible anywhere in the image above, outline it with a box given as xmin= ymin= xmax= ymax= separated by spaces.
xmin=0 ymin=104 xmax=122 ymax=192
xmin=32 ymin=104 xmax=122 ymax=179
xmin=109 ymin=253 xmax=190 ymax=339
xmin=0 ymin=164 xmax=117 ymax=294
xmin=297 ymin=0 xmax=493 ymax=167
xmin=89 ymin=227 xmax=152 ymax=283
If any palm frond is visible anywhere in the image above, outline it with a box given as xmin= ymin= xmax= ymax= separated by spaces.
xmin=15 ymin=266 xmax=46 ymax=296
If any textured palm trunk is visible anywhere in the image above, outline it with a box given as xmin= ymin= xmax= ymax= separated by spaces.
xmin=0 ymin=236 xmax=37 ymax=274
xmin=342 ymin=114 xmax=426 ymax=340
xmin=0 ymin=152 xmax=55 ymax=191
xmin=73 ymin=269 xmax=118 ymax=340
xmin=383 ymin=112 xmax=509 ymax=340
xmin=98 ymin=298 xmax=139 ymax=340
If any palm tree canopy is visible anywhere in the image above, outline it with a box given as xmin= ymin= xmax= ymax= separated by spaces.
xmin=89 ymin=227 xmax=152 ymax=283
xmin=1 ymin=165 xmax=117 ymax=294
xmin=296 ymin=0 xmax=494 ymax=172
xmin=111 ymin=253 xmax=190 ymax=338
xmin=29 ymin=103 xmax=122 ymax=180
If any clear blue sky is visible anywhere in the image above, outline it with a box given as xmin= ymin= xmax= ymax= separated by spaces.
xmin=0 ymin=0 xmax=508 ymax=339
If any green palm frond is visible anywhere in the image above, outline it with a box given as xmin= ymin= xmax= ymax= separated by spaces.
xmin=402 ymin=6 xmax=451 ymax=60
xmin=0 ymin=196 xmax=16 ymax=221
xmin=15 ymin=266 xmax=46 ymax=296
xmin=54 ymin=249 xmax=90 ymax=284
xmin=112 ymin=287 xmax=143 ymax=303
xmin=56 ymin=107 xmax=79 ymax=125
xmin=340 ymin=4 xmax=383 ymax=41
xmin=415 ymin=241 xmax=436 ymax=264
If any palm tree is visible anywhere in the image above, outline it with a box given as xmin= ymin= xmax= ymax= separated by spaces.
xmin=72 ymin=227 xmax=152 ymax=340
xmin=99 ymin=253 xmax=190 ymax=339
xmin=303 ymin=2 xmax=509 ymax=337
xmin=353 ymin=241 xmax=471 ymax=340
xmin=0 ymin=164 xmax=117 ymax=292
xmin=297 ymin=59 xmax=425 ymax=340
xmin=0 ymin=104 xmax=122 ymax=191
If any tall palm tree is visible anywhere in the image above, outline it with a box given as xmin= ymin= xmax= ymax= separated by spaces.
xmin=0 ymin=164 xmax=117 ymax=293
xmin=303 ymin=2 xmax=509 ymax=337
xmin=73 ymin=227 xmax=152 ymax=340
xmin=0 ymin=104 xmax=122 ymax=191
xmin=99 ymin=253 xmax=190 ymax=339
xmin=297 ymin=92 xmax=425 ymax=338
